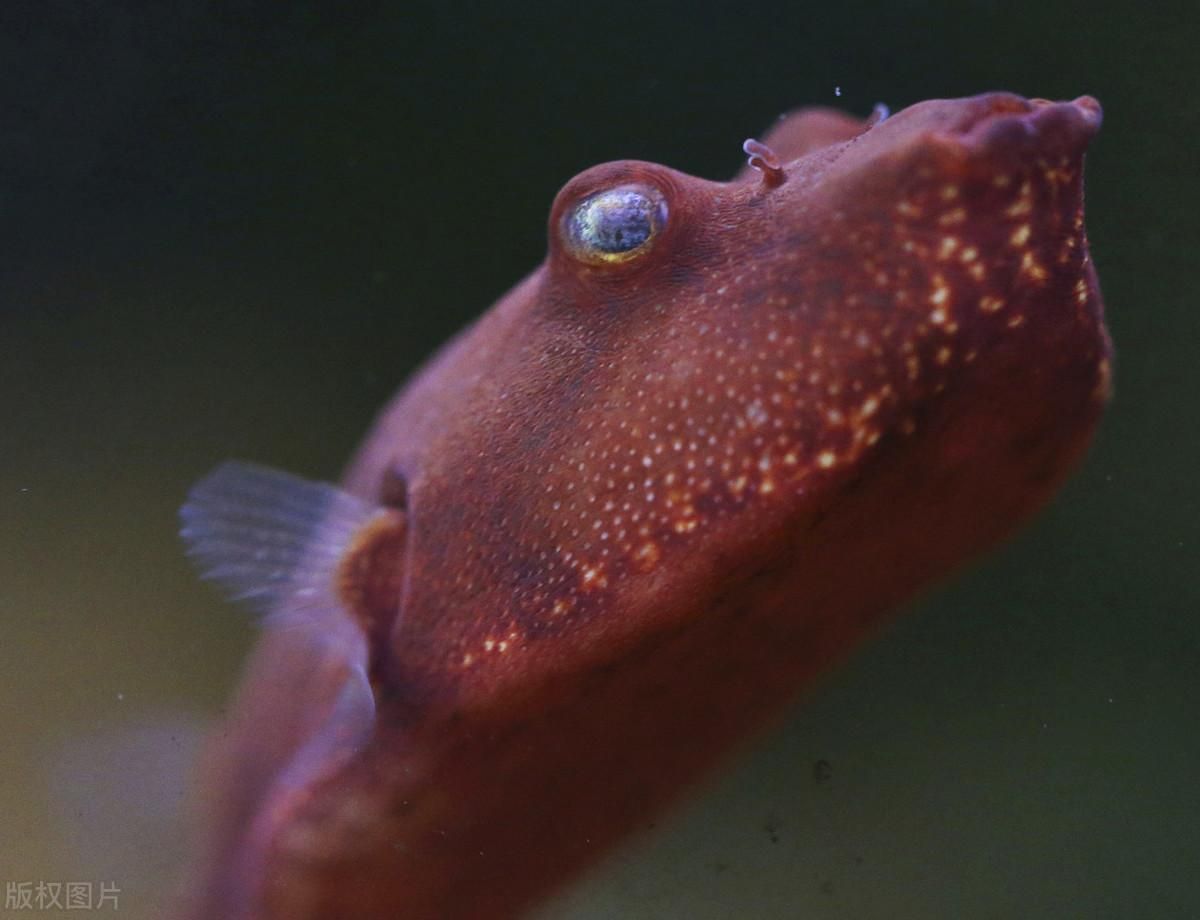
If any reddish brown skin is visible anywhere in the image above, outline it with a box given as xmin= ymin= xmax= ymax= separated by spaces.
xmin=181 ymin=93 xmax=1109 ymax=919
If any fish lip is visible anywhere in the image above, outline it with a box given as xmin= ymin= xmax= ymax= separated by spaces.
xmin=827 ymin=93 xmax=1105 ymax=186
xmin=930 ymin=92 xmax=1103 ymax=156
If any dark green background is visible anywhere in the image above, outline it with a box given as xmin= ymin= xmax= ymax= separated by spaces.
xmin=3 ymin=2 xmax=1196 ymax=917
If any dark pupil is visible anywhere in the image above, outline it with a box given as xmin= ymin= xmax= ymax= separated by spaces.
xmin=579 ymin=191 xmax=654 ymax=253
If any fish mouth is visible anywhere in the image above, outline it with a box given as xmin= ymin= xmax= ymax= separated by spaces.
xmin=888 ymin=92 xmax=1103 ymax=163
xmin=947 ymin=93 xmax=1103 ymax=155
xmin=825 ymin=92 xmax=1104 ymax=192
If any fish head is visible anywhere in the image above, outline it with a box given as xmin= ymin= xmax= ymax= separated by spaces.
xmin=347 ymin=93 xmax=1109 ymax=711
xmin=180 ymin=93 xmax=1111 ymax=920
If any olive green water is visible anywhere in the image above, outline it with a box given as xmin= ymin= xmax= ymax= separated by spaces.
xmin=3 ymin=3 xmax=1197 ymax=917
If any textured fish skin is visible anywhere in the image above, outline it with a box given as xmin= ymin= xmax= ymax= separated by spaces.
xmin=180 ymin=93 xmax=1109 ymax=919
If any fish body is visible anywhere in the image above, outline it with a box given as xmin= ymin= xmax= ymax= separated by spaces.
xmin=180 ymin=93 xmax=1109 ymax=919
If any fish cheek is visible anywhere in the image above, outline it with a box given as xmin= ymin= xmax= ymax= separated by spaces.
xmin=817 ymin=146 xmax=1104 ymax=504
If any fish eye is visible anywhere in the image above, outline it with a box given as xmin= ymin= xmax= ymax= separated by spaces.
xmin=562 ymin=184 xmax=668 ymax=265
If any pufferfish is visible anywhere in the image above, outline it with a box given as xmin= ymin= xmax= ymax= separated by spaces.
xmin=178 ymin=92 xmax=1109 ymax=919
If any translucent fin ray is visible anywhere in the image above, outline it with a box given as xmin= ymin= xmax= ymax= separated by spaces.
xmin=179 ymin=461 xmax=385 ymax=622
